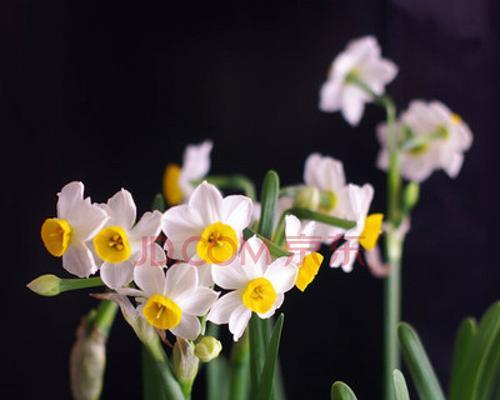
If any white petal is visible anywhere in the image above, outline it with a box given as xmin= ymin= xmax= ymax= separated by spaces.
xmin=171 ymin=314 xmax=201 ymax=340
xmin=188 ymin=182 xmax=223 ymax=224
xmin=179 ymin=140 xmax=213 ymax=195
xmin=100 ymin=261 xmax=134 ymax=289
xmin=229 ymin=305 xmax=252 ymax=342
xmin=285 ymin=215 xmax=301 ymax=239
xmin=341 ymin=85 xmax=367 ymax=126
xmin=57 ymin=182 xmax=85 ymax=219
xmin=329 ymin=243 xmax=357 ymax=273
xmin=164 ymin=263 xmax=198 ymax=300
xmin=303 ymin=153 xmax=322 ymax=186
xmin=319 ymin=79 xmax=343 ymax=112
xmin=264 ymin=257 xmax=298 ymax=293
xmin=134 ymin=242 xmax=167 ymax=268
xmin=130 ymin=210 xmax=162 ymax=243
xmin=222 ymin=195 xmax=253 ymax=232
xmin=212 ymin=258 xmax=248 ymax=290
xmin=207 ymin=290 xmax=242 ymax=324
xmin=106 ymin=189 xmax=137 ymax=230
xmin=240 ymin=236 xmax=271 ymax=279
xmin=443 ymin=152 xmax=464 ymax=178
xmin=62 ymin=242 xmax=98 ymax=278
xmin=134 ymin=265 xmax=165 ymax=296
xmin=177 ymin=287 xmax=219 ymax=316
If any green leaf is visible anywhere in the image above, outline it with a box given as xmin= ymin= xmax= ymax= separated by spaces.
xmin=463 ymin=301 xmax=500 ymax=400
xmin=249 ymin=315 xmax=266 ymax=397
xmin=229 ymin=335 xmax=250 ymax=400
xmin=243 ymin=228 xmax=290 ymax=258
xmin=393 ymin=369 xmax=410 ymax=400
xmin=398 ymin=322 xmax=446 ymax=400
xmin=449 ymin=317 xmax=477 ymax=400
xmin=207 ymin=355 xmax=229 ymax=400
xmin=142 ymin=345 xmax=167 ymax=400
xmin=330 ymin=381 xmax=358 ymax=400
xmin=256 ymin=314 xmax=285 ymax=400
xmin=258 ymin=170 xmax=280 ymax=239
xmin=151 ymin=193 xmax=166 ymax=212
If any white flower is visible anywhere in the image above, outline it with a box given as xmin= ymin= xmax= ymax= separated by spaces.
xmin=377 ymin=100 xmax=473 ymax=182
xmin=208 ymin=236 xmax=298 ymax=341
xmin=133 ymin=263 xmax=219 ymax=340
xmin=41 ymin=182 xmax=109 ymax=278
xmin=319 ymin=36 xmax=398 ymax=126
xmin=302 ymin=153 xmax=351 ymax=243
xmin=285 ymin=215 xmax=323 ymax=291
xmin=163 ymin=140 xmax=213 ymax=205
xmin=330 ymin=184 xmax=383 ymax=272
xmin=162 ymin=181 xmax=253 ymax=285
xmin=93 ymin=189 xmax=164 ymax=289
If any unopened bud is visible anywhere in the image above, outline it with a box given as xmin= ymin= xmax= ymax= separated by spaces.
xmin=70 ymin=315 xmax=106 ymax=400
xmin=293 ymin=186 xmax=321 ymax=210
xmin=27 ymin=274 xmax=62 ymax=296
xmin=195 ymin=336 xmax=222 ymax=362
xmin=402 ymin=182 xmax=420 ymax=215
xmin=173 ymin=338 xmax=199 ymax=388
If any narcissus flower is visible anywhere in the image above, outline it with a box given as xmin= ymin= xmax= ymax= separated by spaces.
xmin=319 ymin=36 xmax=398 ymax=126
xmin=41 ymin=182 xmax=109 ymax=278
xmin=330 ymin=184 xmax=383 ymax=272
xmin=133 ymin=263 xmax=219 ymax=340
xmin=285 ymin=215 xmax=323 ymax=291
xmin=162 ymin=182 xmax=253 ymax=285
xmin=377 ymin=100 xmax=473 ymax=182
xmin=93 ymin=189 xmax=164 ymax=289
xmin=208 ymin=236 xmax=298 ymax=341
xmin=163 ymin=140 xmax=213 ymax=205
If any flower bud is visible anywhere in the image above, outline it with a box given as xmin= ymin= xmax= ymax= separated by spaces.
xmin=194 ymin=336 xmax=222 ymax=362
xmin=293 ymin=186 xmax=321 ymax=210
xmin=70 ymin=316 xmax=106 ymax=400
xmin=172 ymin=338 xmax=199 ymax=388
xmin=401 ymin=182 xmax=420 ymax=215
xmin=27 ymin=274 xmax=62 ymax=296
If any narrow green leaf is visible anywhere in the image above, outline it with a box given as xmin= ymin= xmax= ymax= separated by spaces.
xmin=449 ymin=317 xmax=477 ymax=400
xmin=207 ymin=355 xmax=229 ymax=400
xmin=256 ymin=314 xmax=285 ymax=400
xmin=398 ymin=322 xmax=446 ymax=400
xmin=330 ymin=381 xmax=358 ymax=400
xmin=393 ymin=369 xmax=410 ymax=400
xmin=258 ymin=170 xmax=280 ymax=239
xmin=249 ymin=315 xmax=266 ymax=397
xmin=229 ymin=335 xmax=250 ymax=400
xmin=243 ymin=228 xmax=290 ymax=258
xmin=151 ymin=193 xmax=166 ymax=212
xmin=142 ymin=345 xmax=167 ymax=400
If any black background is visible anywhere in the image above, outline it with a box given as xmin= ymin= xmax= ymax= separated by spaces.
xmin=1 ymin=0 xmax=499 ymax=398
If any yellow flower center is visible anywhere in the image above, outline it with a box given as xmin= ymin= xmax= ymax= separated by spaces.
xmin=196 ymin=221 xmax=238 ymax=264
xmin=450 ymin=113 xmax=462 ymax=125
xmin=41 ymin=218 xmax=72 ymax=257
xmin=142 ymin=294 xmax=182 ymax=330
xmin=296 ymin=252 xmax=324 ymax=292
xmin=319 ymin=190 xmax=337 ymax=212
xmin=359 ymin=213 xmax=384 ymax=250
xmin=163 ymin=163 xmax=183 ymax=205
xmin=93 ymin=226 xmax=132 ymax=263
xmin=409 ymin=143 xmax=429 ymax=156
xmin=241 ymin=277 xmax=277 ymax=314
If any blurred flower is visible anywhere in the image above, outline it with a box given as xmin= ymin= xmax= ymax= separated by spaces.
xmin=40 ymin=182 xmax=109 ymax=277
xmin=319 ymin=36 xmax=398 ymax=126
xmin=133 ymin=263 xmax=218 ymax=340
xmin=208 ymin=236 xmax=297 ymax=341
xmin=163 ymin=140 xmax=213 ymax=205
xmin=330 ymin=184 xmax=383 ymax=272
xmin=285 ymin=215 xmax=323 ymax=291
xmin=377 ymin=100 xmax=473 ymax=182
xmin=194 ymin=336 xmax=222 ymax=362
xmin=93 ymin=189 xmax=164 ymax=289
xmin=162 ymin=182 xmax=253 ymax=285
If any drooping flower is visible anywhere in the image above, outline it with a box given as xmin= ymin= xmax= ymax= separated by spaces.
xmin=377 ymin=100 xmax=473 ymax=182
xmin=93 ymin=189 xmax=164 ymax=289
xmin=319 ymin=36 xmax=398 ymax=126
xmin=330 ymin=183 xmax=383 ymax=272
xmin=285 ymin=215 xmax=323 ymax=291
xmin=163 ymin=140 xmax=213 ymax=205
xmin=41 ymin=182 xmax=109 ymax=278
xmin=162 ymin=182 xmax=253 ymax=285
xmin=133 ymin=263 xmax=219 ymax=340
xmin=208 ymin=236 xmax=298 ymax=341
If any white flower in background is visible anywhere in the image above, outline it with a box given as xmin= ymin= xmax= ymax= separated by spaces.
xmin=377 ymin=100 xmax=473 ymax=182
xmin=330 ymin=184 xmax=383 ymax=272
xmin=163 ymin=140 xmax=213 ymax=205
xmin=319 ymin=35 xmax=398 ymax=126
xmin=41 ymin=182 xmax=109 ymax=278
xmin=208 ymin=236 xmax=298 ymax=341
xmin=302 ymin=153 xmax=351 ymax=243
xmin=162 ymin=182 xmax=253 ymax=285
xmin=285 ymin=215 xmax=324 ymax=291
xmin=133 ymin=263 xmax=219 ymax=340
xmin=93 ymin=189 xmax=164 ymax=289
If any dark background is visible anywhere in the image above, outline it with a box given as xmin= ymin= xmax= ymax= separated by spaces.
xmin=1 ymin=0 xmax=499 ymax=398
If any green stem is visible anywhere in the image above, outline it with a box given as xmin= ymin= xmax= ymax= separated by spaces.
xmin=87 ymin=300 xmax=118 ymax=338
xmin=60 ymin=276 xmax=105 ymax=293
xmin=229 ymin=334 xmax=250 ymax=400
xmin=201 ymin=174 xmax=257 ymax=200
